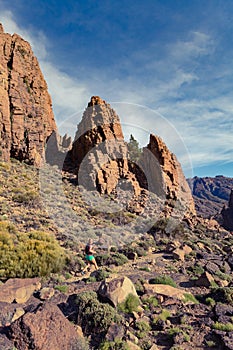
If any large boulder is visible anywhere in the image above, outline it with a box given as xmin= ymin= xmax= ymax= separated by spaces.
xmin=10 ymin=302 xmax=81 ymax=350
xmin=0 ymin=278 xmax=41 ymax=303
xmin=98 ymin=276 xmax=138 ymax=307
xmin=143 ymin=283 xmax=193 ymax=302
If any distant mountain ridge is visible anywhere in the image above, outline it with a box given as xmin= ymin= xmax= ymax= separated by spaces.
xmin=187 ymin=175 xmax=233 ymax=218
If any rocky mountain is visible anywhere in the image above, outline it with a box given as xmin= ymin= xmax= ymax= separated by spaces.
xmin=1 ymin=24 xmax=233 ymax=350
xmin=67 ymin=96 xmax=195 ymax=216
xmin=187 ymin=176 xmax=233 ymax=218
xmin=0 ymin=23 xmax=56 ymax=166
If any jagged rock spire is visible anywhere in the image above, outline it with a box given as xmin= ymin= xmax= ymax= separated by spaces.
xmin=0 ymin=25 xmax=56 ymax=165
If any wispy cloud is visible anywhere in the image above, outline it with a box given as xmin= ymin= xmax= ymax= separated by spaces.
xmin=0 ymin=9 xmax=232 ymax=176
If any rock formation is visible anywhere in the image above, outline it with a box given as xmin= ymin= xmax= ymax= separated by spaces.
xmin=69 ymin=96 xmax=195 ymax=215
xmin=141 ymin=134 xmax=195 ymax=214
xmin=0 ymin=23 xmax=56 ymax=166
xmin=221 ymin=189 xmax=233 ymax=231
xmin=70 ymin=96 xmax=142 ymax=196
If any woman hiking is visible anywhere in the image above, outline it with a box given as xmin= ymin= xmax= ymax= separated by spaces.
xmin=81 ymin=239 xmax=98 ymax=274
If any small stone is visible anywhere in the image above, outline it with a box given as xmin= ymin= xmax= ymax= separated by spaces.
xmin=39 ymin=287 xmax=55 ymax=300
xmin=172 ymin=248 xmax=185 ymax=261
xmin=127 ymin=331 xmax=139 ymax=344
xmin=126 ymin=340 xmax=141 ymax=350
xmin=195 ymin=272 xmax=215 ymax=287
xmin=149 ymin=345 xmax=159 ymax=350
xmin=11 ymin=308 xmax=25 ymax=323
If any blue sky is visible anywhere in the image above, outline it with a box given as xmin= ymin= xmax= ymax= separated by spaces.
xmin=0 ymin=0 xmax=233 ymax=177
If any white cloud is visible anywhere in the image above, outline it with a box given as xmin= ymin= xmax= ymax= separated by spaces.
xmin=0 ymin=10 xmax=232 ymax=176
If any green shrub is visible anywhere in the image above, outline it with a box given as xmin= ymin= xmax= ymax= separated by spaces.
xmin=214 ymin=270 xmax=232 ymax=282
xmin=12 ymin=190 xmax=39 ymax=205
xmin=205 ymin=297 xmax=216 ymax=307
xmin=167 ymin=327 xmax=190 ymax=342
xmin=143 ymin=296 xmax=158 ymax=308
xmin=96 ymin=252 xmax=128 ymax=267
xmin=182 ymin=293 xmax=199 ymax=304
xmin=0 ymin=221 xmax=66 ymax=278
xmin=55 ymin=285 xmax=68 ymax=293
xmin=99 ymin=339 xmax=129 ymax=350
xmin=135 ymin=320 xmax=151 ymax=332
xmin=149 ymin=275 xmax=177 ymax=288
xmin=75 ymin=291 xmax=120 ymax=335
xmin=205 ymin=340 xmax=216 ymax=347
xmin=93 ymin=269 xmax=110 ymax=281
xmin=118 ymin=293 xmax=140 ymax=313
xmin=139 ymin=267 xmax=151 ymax=272
xmin=209 ymin=287 xmax=233 ymax=305
xmin=213 ymin=322 xmax=233 ymax=331
xmin=153 ymin=309 xmax=170 ymax=323
xmin=187 ymin=264 xmax=204 ymax=276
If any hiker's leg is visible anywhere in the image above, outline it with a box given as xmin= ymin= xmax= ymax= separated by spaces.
xmin=92 ymin=258 xmax=98 ymax=270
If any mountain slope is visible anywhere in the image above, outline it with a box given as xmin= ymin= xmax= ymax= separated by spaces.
xmin=187 ymin=176 xmax=233 ymax=218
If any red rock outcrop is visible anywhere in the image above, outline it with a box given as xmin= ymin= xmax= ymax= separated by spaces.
xmin=10 ymin=302 xmax=81 ymax=350
xmin=0 ymin=24 xmax=56 ymax=166
xmin=0 ymin=277 xmax=41 ymax=303
xmin=221 ymin=189 xmax=233 ymax=231
xmin=141 ymin=134 xmax=195 ymax=214
xmin=69 ymin=97 xmax=195 ymax=216
xmin=70 ymin=96 xmax=142 ymax=196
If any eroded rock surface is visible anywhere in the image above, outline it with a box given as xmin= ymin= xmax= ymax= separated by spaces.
xmin=141 ymin=134 xmax=195 ymax=214
xmin=70 ymin=96 xmax=142 ymax=196
xmin=221 ymin=189 xmax=233 ymax=231
xmin=10 ymin=302 xmax=80 ymax=350
xmin=0 ymin=24 xmax=56 ymax=166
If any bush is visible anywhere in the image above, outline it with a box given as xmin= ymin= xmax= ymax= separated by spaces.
xmin=149 ymin=275 xmax=177 ymax=288
xmin=75 ymin=291 xmax=120 ymax=335
xmin=213 ymin=322 xmax=233 ymax=331
xmin=167 ymin=327 xmax=190 ymax=342
xmin=187 ymin=264 xmax=204 ymax=276
xmin=153 ymin=309 xmax=170 ymax=324
xmin=205 ymin=297 xmax=216 ymax=307
xmin=0 ymin=221 xmax=66 ymax=278
xmin=209 ymin=287 xmax=233 ymax=305
xmin=55 ymin=285 xmax=68 ymax=293
xmin=143 ymin=296 xmax=158 ymax=308
xmin=182 ymin=293 xmax=199 ymax=304
xmin=12 ymin=190 xmax=39 ymax=205
xmin=118 ymin=293 xmax=140 ymax=313
xmin=135 ymin=320 xmax=151 ymax=332
xmin=99 ymin=340 xmax=129 ymax=350
xmin=96 ymin=253 xmax=128 ymax=267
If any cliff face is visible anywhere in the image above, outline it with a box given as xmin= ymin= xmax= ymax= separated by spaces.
xmin=221 ymin=190 xmax=233 ymax=231
xmin=70 ymin=96 xmax=142 ymax=196
xmin=0 ymin=24 xmax=56 ymax=166
xmin=141 ymin=134 xmax=196 ymax=215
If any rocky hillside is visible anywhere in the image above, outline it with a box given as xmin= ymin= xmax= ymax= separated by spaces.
xmin=187 ymin=176 xmax=233 ymax=218
xmin=0 ymin=23 xmax=56 ymax=166
xmin=0 ymin=24 xmax=233 ymax=350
